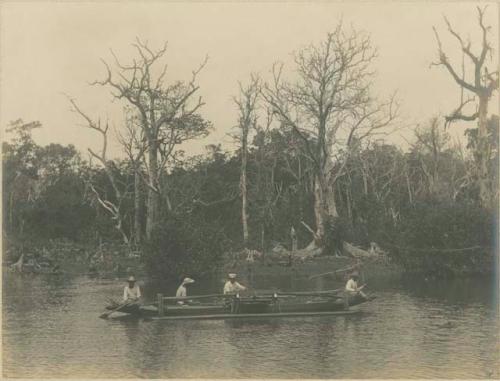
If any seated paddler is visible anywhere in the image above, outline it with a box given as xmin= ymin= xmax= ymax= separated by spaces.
xmin=223 ymin=273 xmax=246 ymax=295
xmin=123 ymin=276 xmax=142 ymax=304
xmin=176 ymin=277 xmax=195 ymax=305
xmin=345 ymin=272 xmax=367 ymax=299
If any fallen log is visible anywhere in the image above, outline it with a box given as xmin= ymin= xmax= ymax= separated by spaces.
xmin=343 ymin=241 xmax=381 ymax=259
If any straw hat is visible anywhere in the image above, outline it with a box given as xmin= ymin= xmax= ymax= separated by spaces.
xmin=127 ymin=276 xmax=136 ymax=282
xmin=182 ymin=277 xmax=195 ymax=285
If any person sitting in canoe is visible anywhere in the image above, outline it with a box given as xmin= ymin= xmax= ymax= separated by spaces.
xmin=223 ymin=273 xmax=246 ymax=295
xmin=123 ymin=276 xmax=142 ymax=303
xmin=345 ymin=272 xmax=367 ymax=298
xmin=176 ymin=277 xmax=195 ymax=305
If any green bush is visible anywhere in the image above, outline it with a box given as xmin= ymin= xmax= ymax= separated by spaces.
xmin=389 ymin=201 xmax=495 ymax=276
xmin=143 ymin=214 xmax=231 ymax=279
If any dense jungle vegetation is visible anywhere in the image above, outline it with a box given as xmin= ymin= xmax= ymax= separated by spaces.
xmin=3 ymin=10 xmax=498 ymax=278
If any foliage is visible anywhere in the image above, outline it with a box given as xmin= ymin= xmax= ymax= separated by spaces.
xmin=3 ymin=21 xmax=498 ymax=278
xmin=142 ymin=213 xmax=231 ymax=278
xmin=3 ymin=114 xmax=498 ymax=278
xmin=388 ymin=201 xmax=495 ymax=276
xmin=3 ymin=120 xmax=96 ymax=242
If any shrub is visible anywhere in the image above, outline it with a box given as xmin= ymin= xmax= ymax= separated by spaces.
xmin=389 ymin=201 xmax=495 ymax=276
xmin=143 ymin=214 xmax=231 ymax=279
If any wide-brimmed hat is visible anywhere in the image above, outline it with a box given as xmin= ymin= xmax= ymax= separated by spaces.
xmin=127 ymin=276 xmax=136 ymax=282
xmin=228 ymin=273 xmax=237 ymax=279
xmin=182 ymin=277 xmax=195 ymax=285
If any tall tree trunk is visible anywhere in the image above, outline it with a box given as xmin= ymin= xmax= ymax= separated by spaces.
xmin=261 ymin=224 xmax=265 ymax=253
xmin=313 ymin=176 xmax=337 ymax=241
xmin=298 ymin=156 xmax=304 ymax=221
xmin=362 ymin=170 xmax=368 ymax=195
xmin=146 ymin=142 xmax=159 ymax=240
xmin=313 ymin=118 xmax=340 ymax=247
xmin=477 ymin=95 xmax=491 ymax=208
xmin=9 ymin=190 xmax=15 ymax=229
xmin=324 ymin=181 xmax=339 ymax=218
xmin=346 ymin=185 xmax=353 ymax=225
xmin=313 ymin=169 xmax=340 ymax=246
xmin=405 ymin=168 xmax=414 ymax=205
xmin=117 ymin=222 xmax=130 ymax=245
xmin=314 ymin=116 xmax=329 ymax=246
xmin=313 ymin=175 xmax=325 ymax=245
xmin=240 ymin=129 xmax=249 ymax=247
xmin=134 ymin=168 xmax=142 ymax=245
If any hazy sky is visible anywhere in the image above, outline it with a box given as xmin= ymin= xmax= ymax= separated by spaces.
xmin=1 ymin=1 xmax=498 ymax=159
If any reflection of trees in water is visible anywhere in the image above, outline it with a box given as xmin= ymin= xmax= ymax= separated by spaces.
xmin=222 ymin=317 xmax=361 ymax=378
xmin=4 ymin=273 xmax=75 ymax=312
xmin=400 ymin=277 xmax=495 ymax=306
xmin=224 ymin=318 xmax=282 ymax=331
xmin=307 ymin=319 xmax=340 ymax=370
xmin=4 ymin=275 xmax=499 ymax=379
xmin=121 ymin=320 xmax=231 ymax=378
xmin=223 ymin=319 xmax=284 ymax=377
xmin=119 ymin=320 xmax=174 ymax=378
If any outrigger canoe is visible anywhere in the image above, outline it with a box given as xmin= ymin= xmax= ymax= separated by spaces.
xmin=104 ymin=290 xmax=375 ymax=320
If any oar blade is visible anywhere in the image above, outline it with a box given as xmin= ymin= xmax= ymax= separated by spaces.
xmin=99 ymin=300 xmax=134 ymax=319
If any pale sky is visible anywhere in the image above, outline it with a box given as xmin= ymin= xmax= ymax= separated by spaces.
xmin=1 ymin=1 xmax=498 ymax=159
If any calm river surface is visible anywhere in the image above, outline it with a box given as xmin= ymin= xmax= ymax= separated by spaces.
xmin=3 ymin=271 xmax=499 ymax=378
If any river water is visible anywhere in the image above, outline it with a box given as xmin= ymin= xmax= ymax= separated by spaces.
xmin=2 ymin=272 xmax=499 ymax=378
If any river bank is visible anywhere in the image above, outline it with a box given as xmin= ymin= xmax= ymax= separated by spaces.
xmin=3 ymin=236 xmax=397 ymax=279
xmin=3 ymin=238 xmax=144 ymax=277
xmin=3 ymin=236 xmax=495 ymax=283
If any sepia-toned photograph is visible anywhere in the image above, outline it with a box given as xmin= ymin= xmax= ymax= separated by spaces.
xmin=1 ymin=1 xmax=499 ymax=379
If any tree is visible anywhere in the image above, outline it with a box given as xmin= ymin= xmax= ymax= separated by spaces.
xmin=262 ymin=23 xmax=397 ymax=247
xmin=233 ymin=75 xmax=260 ymax=247
xmin=432 ymin=6 xmax=498 ymax=208
xmin=69 ymin=98 xmax=132 ymax=244
xmin=3 ymin=120 xmax=42 ymax=236
xmin=92 ymin=38 xmax=211 ymax=239
xmin=3 ymin=120 xmax=93 ymax=242
xmin=118 ymin=107 xmax=149 ymax=245
xmin=412 ymin=117 xmax=451 ymax=198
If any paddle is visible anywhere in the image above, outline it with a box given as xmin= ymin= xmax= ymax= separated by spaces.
xmin=99 ymin=299 xmax=136 ymax=319
xmin=308 ymin=265 xmax=357 ymax=280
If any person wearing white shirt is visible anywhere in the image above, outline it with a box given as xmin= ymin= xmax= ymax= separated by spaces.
xmin=123 ymin=276 xmax=141 ymax=302
xmin=223 ymin=273 xmax=246 ymax=295
xmin=176 ymin=277 xmax=195 ymax=305
xmin=345 ymin=272 xmax=366 ymax=298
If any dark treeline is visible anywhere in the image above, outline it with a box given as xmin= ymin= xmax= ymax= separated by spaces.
xmin=3 ymin=116 xmax=497 ymax=277
xmin=3 ymin=11 xmax=498 ymax=278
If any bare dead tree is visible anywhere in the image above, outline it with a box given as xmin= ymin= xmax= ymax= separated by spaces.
xmin=261 ymin=23 xmax=398 ymax=246
xmin=412 ymin=117 xmax=450 ymax=197
xmin=233 ymin=75 xmax=261 ymax=248
xmin=116 ymin=108 xmax=149 ymax=245
xmin=361 ymin=144 xmax=403 ymax=204
xmin=68 ymin=98 xmax=131 ymax=244
xmin=91 ymin=38 xmax=210 ymax=239
xmin=432 ymin=6 xmax=498 ymax=207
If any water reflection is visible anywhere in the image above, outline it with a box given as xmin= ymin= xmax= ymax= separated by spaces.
xmin=2 ymin=272 xmax=499 ymax=378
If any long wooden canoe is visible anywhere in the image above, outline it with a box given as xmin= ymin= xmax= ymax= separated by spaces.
xmin=104 ymin=292 xmax=374 ymax=320
xmin=152 ymin=309 xmax=362 ymax=320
